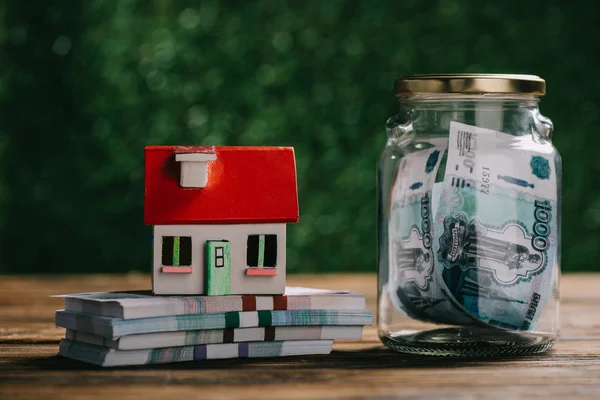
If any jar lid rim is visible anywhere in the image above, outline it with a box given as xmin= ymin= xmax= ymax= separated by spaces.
xmin=394 ymin=74 xmax=546 ymax=96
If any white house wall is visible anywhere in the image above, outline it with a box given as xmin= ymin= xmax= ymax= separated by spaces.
xmin=153 ymin=224 xmax=287 ymax=295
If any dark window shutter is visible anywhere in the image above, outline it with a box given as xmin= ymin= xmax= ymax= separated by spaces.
xmin=247 ymin=235 xmax=259 ymax=266
xmin=162 ymin=236 xmax=174 ymax=266
xmin=264 ymin=235 xmax=277 ymax=267
xmin=179 ymin=236 xmax=192 ymax=266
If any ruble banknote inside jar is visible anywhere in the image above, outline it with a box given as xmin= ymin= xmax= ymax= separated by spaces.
xmin=377 ymin=75 xmax=560 ymax=356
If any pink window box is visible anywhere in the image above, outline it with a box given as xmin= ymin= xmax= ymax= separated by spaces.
xmin=161 ymin=266 xmax=193 ymax=274
xmin=245 ymin=268 xmax=277 ymax=276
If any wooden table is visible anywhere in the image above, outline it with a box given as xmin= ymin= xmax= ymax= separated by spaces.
xmin=1 ymin=274 xmax=599 ymax=399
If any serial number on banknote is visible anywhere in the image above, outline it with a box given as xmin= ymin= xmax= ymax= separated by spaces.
xmin=481 ymin=166 xmax=491 ymax=195
xmin=455 ymin=129 xmax=492 ymax=195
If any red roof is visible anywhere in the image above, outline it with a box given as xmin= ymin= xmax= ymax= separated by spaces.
xmin=144 ymin=146 xmax=299 ymax=225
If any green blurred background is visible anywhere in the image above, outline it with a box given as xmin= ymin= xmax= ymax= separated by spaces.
xmin=1 ymin=0 xmax=598 ymax=274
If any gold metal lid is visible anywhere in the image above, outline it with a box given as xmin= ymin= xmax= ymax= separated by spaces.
xmin=394 ymin=74 xmax=546 ymax=96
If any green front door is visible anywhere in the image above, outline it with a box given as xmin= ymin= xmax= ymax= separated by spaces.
xmin=206 ymin=240 xmax=231 ymax=295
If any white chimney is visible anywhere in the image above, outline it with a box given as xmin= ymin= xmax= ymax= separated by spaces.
xmin=175 ymin=152 xmax=217 ymax=188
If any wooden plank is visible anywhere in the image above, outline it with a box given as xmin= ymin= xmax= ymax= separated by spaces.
xmin=0 ymin=273 xmax=599 ymax=399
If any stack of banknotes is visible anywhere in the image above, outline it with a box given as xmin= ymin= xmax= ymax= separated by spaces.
xmin=388 ymin=122 xmax=558 ymax=331
xmin=55 ymin=287 xmax=372 ymax=366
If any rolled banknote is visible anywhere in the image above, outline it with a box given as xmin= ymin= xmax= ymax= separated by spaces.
xmin=433 ymin=122 xmax=559 ymax=331
xmin=387 ymin=138 xmax=477 ymax=326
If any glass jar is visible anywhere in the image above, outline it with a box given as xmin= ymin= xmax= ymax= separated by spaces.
xmin=377 ymin=74 xmax=561 ymax=356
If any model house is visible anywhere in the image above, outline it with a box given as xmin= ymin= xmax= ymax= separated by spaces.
xmin=144 ymin=146 xmax=299 ymax=295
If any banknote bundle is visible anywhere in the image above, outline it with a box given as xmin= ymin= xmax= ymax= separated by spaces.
xmin=55 ymin=287 xmax=372 ymax=366
xmin=388 ymin=121 xmax=558 ymax=332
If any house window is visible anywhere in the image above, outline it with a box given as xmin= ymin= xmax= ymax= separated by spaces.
xmin=161 ymin=236 xmax=192 ymax=266
xmin=247 ymin=234 xmax=277 ymax=267
xmin=215 ymin=246 xmax=225 ymax=268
